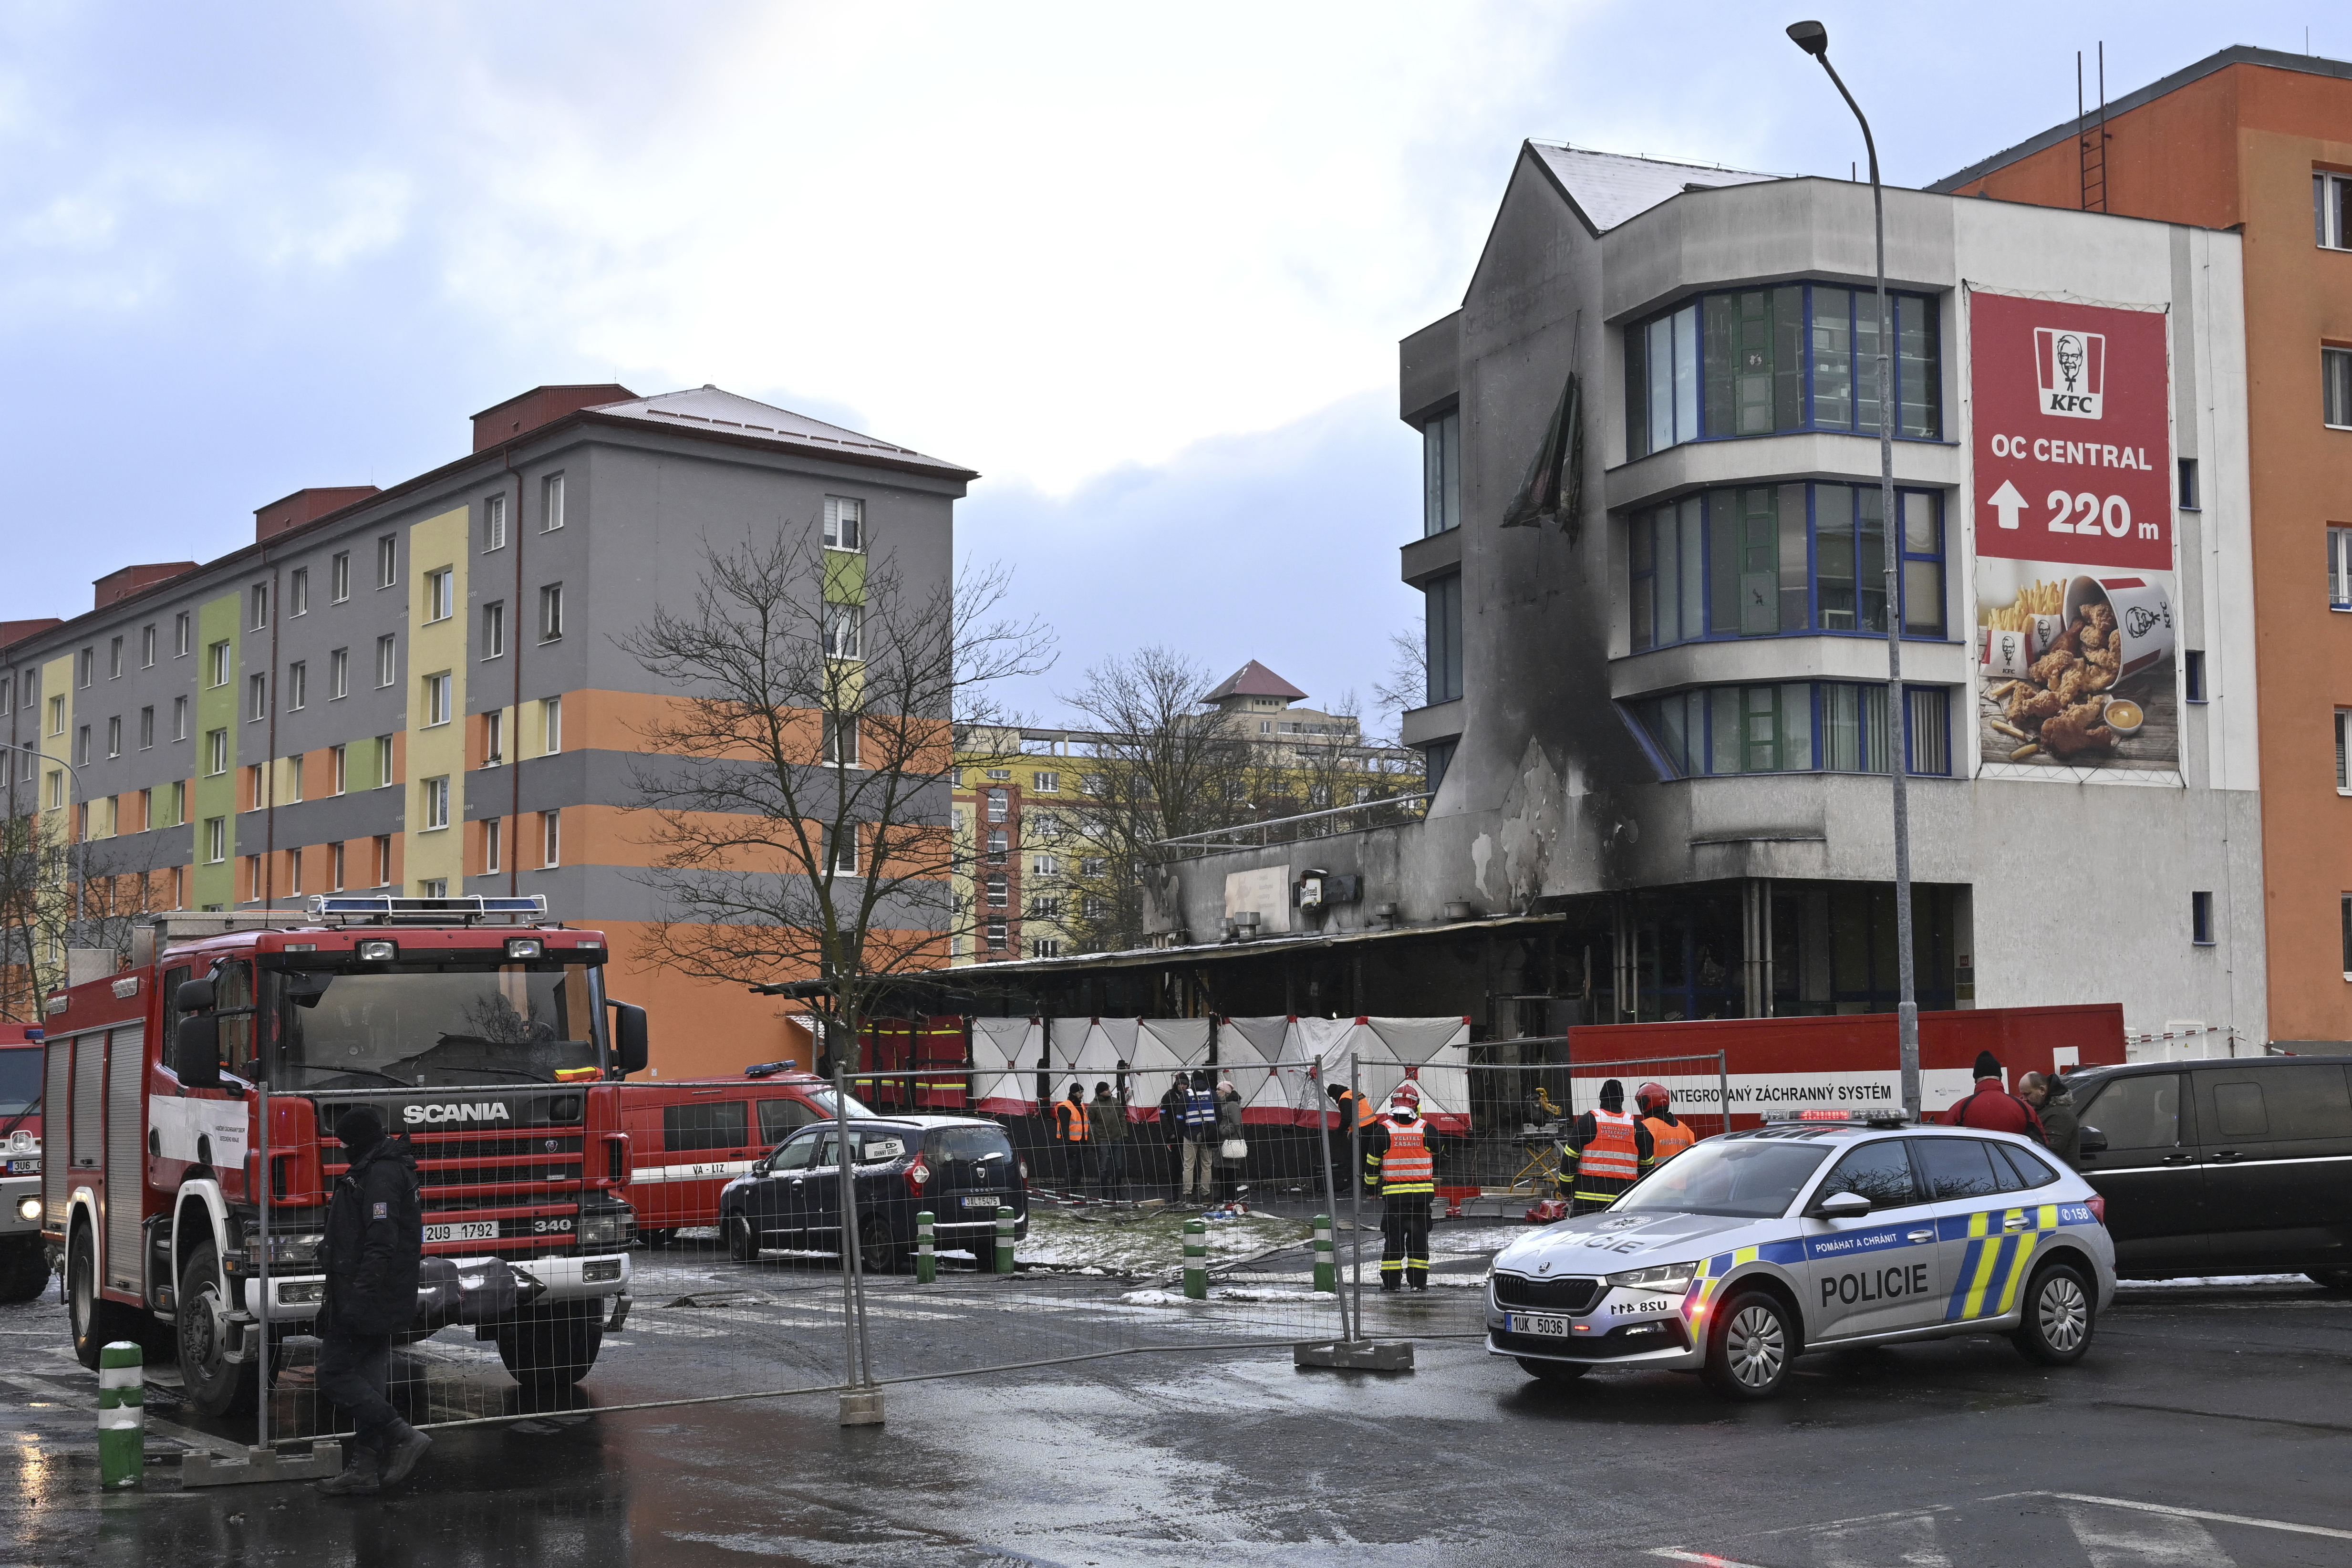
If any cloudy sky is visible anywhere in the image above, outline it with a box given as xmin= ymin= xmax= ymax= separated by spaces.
xmin=0 ymin=3 xmax=2330 ymax=726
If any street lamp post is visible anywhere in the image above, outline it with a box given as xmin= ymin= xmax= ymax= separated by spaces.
xmin=0 ymin=738 xmax=88 ymax=930
xmin=1786 ymin=19 xmax=1920 ymax=1120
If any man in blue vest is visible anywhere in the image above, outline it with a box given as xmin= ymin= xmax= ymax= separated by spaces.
xmin=1178 ymin=1069 xmax=1220 ymax=1202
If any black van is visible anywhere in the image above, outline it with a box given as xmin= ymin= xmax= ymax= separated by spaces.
xmin=716 ymin=1115 xmax=1031 ymax=1273
xmin=2065 ymin=1056 xmax=2352 ymax=1287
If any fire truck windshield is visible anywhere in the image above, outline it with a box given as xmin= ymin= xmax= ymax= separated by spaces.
xmin=269 ymin=962 xmax=605 ymax=1088
xmin=0 ymin=1049 xmax=37 ymax=1115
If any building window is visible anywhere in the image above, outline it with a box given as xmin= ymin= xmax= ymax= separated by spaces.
xmin=72 ymin=725 xmax=90 ymax=765
xmin=250 ymin=582 xmax=269 ymax=630
xmin=1081 ymin=857 xmax=1106 ymax=876
xmin=169 ymin=780 xmax=186 ymax=826
xmin=205 ymin=816 xmax=227 ymax=864
xmin=290 ymin=567 xmax=309 ymax=616
xmin=172 ymin=696 xmax=188 ymax=741
xmin=1628 ymin=682 xmax=1953 ymax=779
xmin=45 ymin=769 xmax=62 ymax=810
xmin=823 ymin=713 xmax=859 ymax=766
xmin=136 ymin=787 xmax=151 ymax=831
xmin=1032 ymin=811 xmax=1060 ymax=841
xmin=2318 ymin=170 xmax=2352 ymax=250
xmin=287 ymin=661 xmax=306 ymax=711
xmin=374 ymin=835 xmax=393 ymax=887
xmin=1032 ymin=770 xmax=1059 ymax=793
xmin=330 ymin=840 xmax=345 ymax=891
xmin=246 ymin=763 xmax=265 ymax=811
xmin=2177 ymin=459 xmax=2199 ymax=511
xmin=986 ymin=920 xmax=1007 ymax=950
xmin=1031 ymin=938 xmax=1059 ymax=958
xmin=78 ymin=647 xmax=93 ymax=687
xmin=539 ymin=583 xmax=564 ymax=643
xmin=484 ymin=709 xmax=505 ymax=766
xmin=985 ymin=829 xmax=1008 ymax=862
xmin=1626 ymin=283 xmax=1941 ymax=459
xmin=482 ymin=601 xmax=505 ymax=659
xmin=2184 ymin=650 xmax=2206 ymax=704
xmin=421 ymin=877 xmax=446 ymax=899
xmin=374 ymin=635 xmax=396 ymax=688
xmin=331 ymin=551 xmax=351 ymax=602
xmin=287 ymin=754 xmax=304 ymax=803
xmin=174 ymin=611 xmax=191 ymax=657
xmin=330 ymin=647 xmax=349 ymax=699
xmin=207 ymin=640 xmax=230 ymax=687
xmin=984 ymin=873 xmax=1008 ymax=909
xmin=246 ymin=854 xmax=263 ymax=903
xmin=288 ymin=847 xmax=303 ymax=896
xmin=1032 ymin=853 xmax=1061 ymax=877
xmin=46 ymin=695 xmax=62 ymax=735
xmin=248 ymin=672 xmax=268 ymax=722
xmin=108 ymin=636 xmax=123 ymax=679
xmin=138 ymin=706 xmax=154 ymax=749
xmin=823 ymin=603 xmax=862 ymax=659
xmin=540 ymin=810 xmax=560 ymax=867
xmin=331 ymin=743 xmax=347 ymax=795
xmin=141 ymin=624 xmax=156 ymax=667
xmin=1424 ymin=571 xmax=1462 ymax=705
xmin=207 ymin=728 xmax=228 ymax=776
xmin=2191 ymin=890 xmax=2215 ymax=946
xmin=485 ymin=493 xmax=507 ymax=551
xmin=105 ymin=716 xmax=120 ymax=758
xmin=375 ymin=735 xmax=395 ymax=788
xmin=984 ymin=788 xmax=1008 ymax=823
xmin=825 ymin=823 xmax=859 ymax=875
xmin=1421 ymin=408 xmax=1461 ymax=537
xmin=543 ymin=696 xmax=561 ymax=755
xmin=1628 ymin=484 xmax=1947 ymax=649
xmin=2328 ymin=347 xmax=2352 ymax=430
xmin=423 ymin=672 xmax=452 ymax=727
xmin=484 ymin=816 xmax=501 ymax=874
xmin=2337 ymin=710 xmax=2351 ymax=792
xmin=376 ymin=534 xmax=398 ymax=589
xmin=422 ymin=775 xmax=449 ymax=831
xmin=541 ymin=473 xmax=565 ymax=532
xmin=823 ymin=496 xmax=863 ymax=551
xmin=425 ymin=567 xmax=454 ymax=623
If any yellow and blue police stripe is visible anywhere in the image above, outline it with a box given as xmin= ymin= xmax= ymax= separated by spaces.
xmin=1940 ymin=1203 xmax=2089 ymax=1322
xmin=1683 ymin=1239 xmax=1805 ymax=1323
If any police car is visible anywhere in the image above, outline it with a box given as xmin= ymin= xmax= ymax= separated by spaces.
xmin=1487 ymin=1116 xmax=2117 ymax=1400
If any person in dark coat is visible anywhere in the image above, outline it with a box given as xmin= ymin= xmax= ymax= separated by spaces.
xmin=2018 ymin=1071 xmax=2080 ymax=1162
xmin=1156 ymin=1076 xmax=1190 ymax=1198
xmin=1948 ymin=1052 xmax=2046 ymax=1140
xmin=315 ymin=1107 xmax=432 ymax=1495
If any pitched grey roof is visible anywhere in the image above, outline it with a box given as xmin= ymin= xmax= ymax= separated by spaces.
xmin=1525 ymin=143 xmax=1782 ymax=234
xmin=588 ymin=385 xmax=972 ymax=476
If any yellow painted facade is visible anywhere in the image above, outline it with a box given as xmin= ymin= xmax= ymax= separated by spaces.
xmin=402 ymin=507 xmax=469 ymax=894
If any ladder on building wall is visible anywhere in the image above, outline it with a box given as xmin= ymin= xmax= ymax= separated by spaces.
xmin=2077 ymin=45 xmax=2110 ymax=214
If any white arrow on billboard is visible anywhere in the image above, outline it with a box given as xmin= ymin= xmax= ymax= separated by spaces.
xmin=1986 ymin=479 xmax=2027 ymax=530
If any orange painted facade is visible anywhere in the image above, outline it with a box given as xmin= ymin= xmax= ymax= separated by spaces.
xmin=1948 ymin=56 xmax=2352 ymax=1042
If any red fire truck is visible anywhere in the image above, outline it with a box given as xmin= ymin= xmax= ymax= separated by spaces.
xmin=39 ymin=896 xmax=643 ymax=1415
xmin=620 ymin=1068 xmax=870 ymax=1241
xmin=0 ymin=1022 xmax=44 ymax=1303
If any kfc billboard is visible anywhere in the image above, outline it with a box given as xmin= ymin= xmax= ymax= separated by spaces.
xmin=1970 ymin=291 xmax=2176 ymax=778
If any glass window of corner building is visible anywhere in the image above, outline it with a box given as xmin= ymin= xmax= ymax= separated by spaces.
xmin=1626 ymin=282 xmax=1940 ymax=459
xmin=1420 ymin=409 xmax=1460 ymax=536
xmin=1630 ymin=682 xmax=1946 ymax=781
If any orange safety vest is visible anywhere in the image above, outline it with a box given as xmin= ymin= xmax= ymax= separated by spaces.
xmin=1375 ymin=1118 xmax=1434 ymax=1191
xmin=1642 ymin=1113 xmax=1696 ymax=1163
xmin=1335 ymin=1090 xmax=1376 ymax=1130
xmin=1055 ymin=1100 xmax=1091 ymax=1142
xmin=1577 ymin=1109 xmax=1641 ymax=1182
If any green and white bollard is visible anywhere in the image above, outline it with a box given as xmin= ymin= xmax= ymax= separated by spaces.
xmin=98 ymin=1341 xmax=144 ymax=1490
xmin=1182 ymin=1218 xmax=1208 ymax=1300
xmin=915 ymin=1210 xmax=936 ymax=1284
xmin=1311 ymin=1214 xmax=1336 ymax=1293
xmin=994 ymin=1205 xmax=1016 ymax=1276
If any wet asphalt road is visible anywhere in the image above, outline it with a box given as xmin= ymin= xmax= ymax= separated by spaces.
xmin=3 ymin=1241 xmax=2349 ymax=1568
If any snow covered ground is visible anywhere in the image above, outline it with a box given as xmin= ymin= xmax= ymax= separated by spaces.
xmin=1010 ymin=1208 xmax=1309 ymax=1275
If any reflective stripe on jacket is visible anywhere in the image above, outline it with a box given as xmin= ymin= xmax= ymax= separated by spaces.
xmin=1575 ymin=1109 xmax=1641 ymax=1182
xmin=1054 ymin=1100 xmax=1091 ymax=1142
xmin=1366 ymin=1117 xmax=1435 ymax=1194
xmin=1642 ymin=1113 xmax=1696 ymax=1163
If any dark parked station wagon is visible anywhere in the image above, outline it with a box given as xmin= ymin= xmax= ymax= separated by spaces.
xmin=2065 ymin=1055 xmax=2352 ymax=1288
xmin=717 ymin=1115 xmax=1030 ymax=1274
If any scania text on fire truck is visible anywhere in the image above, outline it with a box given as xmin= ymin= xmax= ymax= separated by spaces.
xmin=38 ymin=896 xmax=648 ymax=1415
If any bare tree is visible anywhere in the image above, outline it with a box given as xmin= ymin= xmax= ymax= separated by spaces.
xmin=1369 ymin=625 xmax=1428 ymax=746
xmin=0 ymin=811 xmax=176 ymax=1020
xmin=618 ymin=530 xmax=1052 ymax=1069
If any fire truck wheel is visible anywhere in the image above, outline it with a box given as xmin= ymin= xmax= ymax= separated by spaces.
xmin=67 ymin=1229 xmax=151 ymax=1370
xmin=725 ymin=1216 xmax=760 ymax=1263
xmin=0 ymin=1236 xmax=51 ymax=1305
xmin=176 ymin=1239 xmax=259 ymax=1416
xmin=496 ymin=1301 xmax=603 ymax=1392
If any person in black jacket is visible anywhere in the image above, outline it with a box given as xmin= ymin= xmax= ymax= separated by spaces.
xmin=316 ymin=1106 xmax=433 ymax=1495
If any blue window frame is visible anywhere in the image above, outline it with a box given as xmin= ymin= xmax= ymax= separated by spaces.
xmin=1628 ymin=483 xmax=1945 ymax=650
xmin=1626 ymin=283 xmax=1941 ymax=459
xmin=1627 ymin=683 xmax=1952 ymax=779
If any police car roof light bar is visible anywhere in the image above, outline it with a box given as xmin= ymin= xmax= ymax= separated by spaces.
xmin=307 ymin=894 xmax=549 ymax=927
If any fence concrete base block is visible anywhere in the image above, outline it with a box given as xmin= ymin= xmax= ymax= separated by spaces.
xmin=179 ymin=1443 xmax=345 ymax=1487
xmin=837 ymin=1390 xmax=887 ymax=1427
xmin=1292 ymin=1340 xmax=1416 ymax=1373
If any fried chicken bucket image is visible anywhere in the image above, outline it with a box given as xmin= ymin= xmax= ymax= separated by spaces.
xmin=1982 ymin=575 xmax=2174 ymax=762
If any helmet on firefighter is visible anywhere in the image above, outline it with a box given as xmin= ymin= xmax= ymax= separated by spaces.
xmin=1636 ymin=1081 xmax=1670 ymax=1115
xmin=1390 ymin=1086 xmax=1420 ymax=1120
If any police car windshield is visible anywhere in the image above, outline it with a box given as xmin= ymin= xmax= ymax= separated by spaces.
xmin=1609 ymin=1139 xmax=1835 ymax=1219
xmin=269 ymin=963 xmax=603 ymax=1088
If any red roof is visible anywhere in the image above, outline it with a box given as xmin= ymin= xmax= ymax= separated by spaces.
xmin=1204 ymin=660 xmax=1306 ymax=703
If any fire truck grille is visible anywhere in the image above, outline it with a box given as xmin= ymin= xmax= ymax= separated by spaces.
xmin=329 ymin=1132 xmax=585 ymax=1199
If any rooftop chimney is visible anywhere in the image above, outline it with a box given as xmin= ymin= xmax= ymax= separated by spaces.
xmin=472 ymin=384 xmax=638 ymax=453
xmin=0 ymin=618 xmax=62 ymax=649
xmin=93 ymin=563 xmax=198 ymax=611
xmin=255 ymin=486 xmax=382 ymax=543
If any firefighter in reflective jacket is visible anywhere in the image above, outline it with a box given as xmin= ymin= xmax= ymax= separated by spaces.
xmin=1636 ymin=1081 xmax=1697 ymax=1165
xmin=1558 ymin=1078 xmax=1654 ymax=1215
xmin=1363 ymin=1087 xmax=1436 ymax=1291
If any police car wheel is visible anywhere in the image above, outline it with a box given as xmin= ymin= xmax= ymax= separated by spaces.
xmin=2011 ymin=1259 xmax=2095 ymax=1365
xmin=1515 ymin=1357 xmax=1591 ymax=1384
xmin=1702 ymin=1290 xmax=1793 ymax=1401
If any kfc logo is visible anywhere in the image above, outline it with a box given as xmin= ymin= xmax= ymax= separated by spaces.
xmin=2035 ymin=327 xmax=2105 ymax=419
